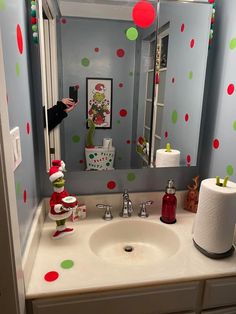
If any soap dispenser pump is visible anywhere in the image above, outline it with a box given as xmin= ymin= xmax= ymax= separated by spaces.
xmin=160 ymin=179 xmax=177 ymax=224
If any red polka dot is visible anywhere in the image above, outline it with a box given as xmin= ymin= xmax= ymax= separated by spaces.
xmin=171 ymin=77 xmax=175 ymax=84
xmin=116 ymin=49 xmax=125 ymax=58
xmin=190 ymin=39 xmax=195 ymax=48
xmin=26 ymin=122 xmax=30 ymax=134
xmin=23 ymin=190 xmax=27 ymax=203
xmin=186 ymin=155 xmax=191 ymax=164
xmin=164 ymin=131 xmax=168 ymax=138
xmin=75 ymin=84 xmax=80 ymax=90
xmin=119 ymin=83 xmax=124 ymax=88
xmin=16 ymin=24 xmax=23 ymax=55
xmin=120 ymin=109 xmax=127 ymax=117
xmin=126 ymin=140 xmax=131 ymax=144
xmin=184 ymin=114 xmax=189 ymax=122
xmin=132 ymin=1 xmax=156 ymax=29
xmin=208 ymin=0 xmax=215 ymax=3
xmin=61 ymin=18 xmax=67 ymax=24
xmin=31 ymin=17 xmax=37 ymax=24
xmin=211 ymin=17 xmax=215 ymax=24
xmin=107 ymin=181 xmax=116 ymax=190
xmin=44 ymin=271 xmax=59 ymax=282
xmin=227 ymin=84 xmax=235 ymax=95
xmin=94 ymin=47 xmax=99 ymax=52
xmin=79 ymin=159 xmax=84 ymax=164
xmin=180 ymin=23 xmax=185 ymax=32
xmin=213 ymin=138 xmax=219 ymax=149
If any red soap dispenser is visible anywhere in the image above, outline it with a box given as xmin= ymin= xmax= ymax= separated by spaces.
xmin=160 ymin=179 xmax=177 ymax=224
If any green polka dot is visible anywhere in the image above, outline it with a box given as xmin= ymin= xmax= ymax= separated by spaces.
xmin=81 ymin=57 xmax=90 ymax=67
xmin=61 ymin=260 xmax=74 ymax=269
xmin=15 ymin=182 xmax=22 ymax=198
xmin=233 ymin=121 xmax=236 ymax=131
xmin=89 ymin=154 xmax=94 ymax=159
xmin=129 ymin=71 xmax=133 ymax=76
xmin=188 ymin=71 xmax=193 ymax=80
xmin=126 ymin=27 xmax=138 ymax=41
xmin=72 ymin=135 xmax=80 ymax=143
xmin=171 ymin=110 xmax=178 ymax=124
xmin=127 ymin=172 xmax=136 ymax=182
xmin=229 ymin=38 xmax=236 ymax=50
xmin=0 ymin=0 xmax=6 ymax=10
xmin=106 ymin=162 xmax=110 ymax=166
xmin=227 ymin=165 xmax=234 ymax=176
xmin=16 ymin=63 xmax=20 ymax=76
xmin=32 ymin=24 xmax=38 ymax=32
xmin=116 ymin=120 xmax=121 ymax=124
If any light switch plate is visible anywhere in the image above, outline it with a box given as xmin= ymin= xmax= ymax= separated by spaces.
xmin=10 ymin=127 xmax=22 ymax=171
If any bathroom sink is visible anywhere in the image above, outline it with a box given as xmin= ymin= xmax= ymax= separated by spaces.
xmin=89 ymin=220 xmax=180 ymax=266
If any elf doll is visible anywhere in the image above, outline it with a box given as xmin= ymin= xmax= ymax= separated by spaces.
xmin=48 ymin=164 xmax=75 ymax=239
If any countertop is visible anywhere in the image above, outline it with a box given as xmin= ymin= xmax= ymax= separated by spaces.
xmin=26 ymin=193 xmax=236 ymax=300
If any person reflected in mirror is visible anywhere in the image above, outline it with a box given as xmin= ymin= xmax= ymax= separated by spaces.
xmin=45 ymin=98 xmax=78 ymax=132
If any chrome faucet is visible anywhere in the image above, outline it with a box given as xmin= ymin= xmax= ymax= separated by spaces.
xmin=120 ymin=189 xmax=133 ymax=218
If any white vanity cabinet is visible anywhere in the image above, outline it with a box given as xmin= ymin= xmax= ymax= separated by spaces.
xmin=26 ymin=281 xmax=203 ymax=314
xmin=202 ymin=276 xmax=236 ymax=311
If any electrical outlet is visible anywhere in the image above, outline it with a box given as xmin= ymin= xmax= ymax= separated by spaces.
xmin=10 ymin=127 xmax=22 ymax=171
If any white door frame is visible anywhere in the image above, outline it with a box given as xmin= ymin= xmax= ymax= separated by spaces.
xmin=0 ymin=30 xmax=26 ymax=314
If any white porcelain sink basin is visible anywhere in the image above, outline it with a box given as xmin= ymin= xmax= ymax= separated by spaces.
xmin=89 ymin=220 xmax=180 ymax=266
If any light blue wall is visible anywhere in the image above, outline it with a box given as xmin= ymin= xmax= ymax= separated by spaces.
xmin=159 ymin=1 xmax=212 ymax=166
xmin=59 ymin=18 xmax=136 ymax=170
xmin=0 ymin=0 xmax=41 ymax=253
xmin=200 ymin=0 xmax=236 ymax=182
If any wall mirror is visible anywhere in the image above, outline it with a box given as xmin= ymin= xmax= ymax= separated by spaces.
xmin=38 ymin=0 xmax=212 ymax=172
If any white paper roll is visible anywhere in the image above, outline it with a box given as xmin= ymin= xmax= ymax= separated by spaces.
xmin=193 ymin=178 xmax=236 ymax=254
xmin=155 ymin=149 xmax=180 ymax=167
xmin=103 ymin=138 xmax=112 ymax=148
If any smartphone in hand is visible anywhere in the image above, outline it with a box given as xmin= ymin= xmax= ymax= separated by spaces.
xmin=69 ymin=86 xmax=78 ymax=103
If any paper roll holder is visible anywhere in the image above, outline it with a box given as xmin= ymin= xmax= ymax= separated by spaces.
xmin=193 ymin=239 xmax=235 ymax=259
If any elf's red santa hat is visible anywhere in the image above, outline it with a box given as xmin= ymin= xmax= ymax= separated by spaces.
xmin=49 ymin=166 xmax=64 ymax=182
xmin=52 ymin=159 xmax=66 ymax=172
xmin=94 ymin=83 xmax=105 ymax=93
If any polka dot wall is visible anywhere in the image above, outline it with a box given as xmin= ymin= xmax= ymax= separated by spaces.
xmin=159 ymin=2 xmax=212 ymax=167
xmin=0 ymin=0 xmax=41 ymax=251
xmin=199 ymin=1 xmax=236 ymax=183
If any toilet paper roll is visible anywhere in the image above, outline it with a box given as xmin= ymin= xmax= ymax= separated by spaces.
xmin=155 ymin=149 xmax=180 ymax=167
xmin=193 ymin=178 xmax=236 ymax=254
xmin=103 ymin=138 xmax=112 ymax=148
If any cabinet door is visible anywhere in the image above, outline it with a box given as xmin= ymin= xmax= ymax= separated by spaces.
xmin=30 ymin=281 xmax=202 ymax=314
xmin=203 ymin=277 xmax=236 ymax=309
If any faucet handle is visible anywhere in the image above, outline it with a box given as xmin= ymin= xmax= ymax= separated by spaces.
xmin=138 ymin=200 xmax=153 ymax=218
xmin=96 ymin=204 xmax=113 ymax=221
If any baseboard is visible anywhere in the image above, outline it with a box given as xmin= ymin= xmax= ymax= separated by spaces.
xmin=22 ymin=199 xmax=47 ymax=291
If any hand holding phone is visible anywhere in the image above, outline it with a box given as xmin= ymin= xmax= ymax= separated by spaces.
xmin=69 ymin=86 xmax=78 ymax=103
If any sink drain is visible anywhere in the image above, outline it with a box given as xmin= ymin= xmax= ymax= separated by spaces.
xmin=124 ymin=245 xmax=134 ymax=253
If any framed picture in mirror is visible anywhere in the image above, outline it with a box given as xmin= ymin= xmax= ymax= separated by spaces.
xmin=86 ymin=78 xmax=113 ymax=129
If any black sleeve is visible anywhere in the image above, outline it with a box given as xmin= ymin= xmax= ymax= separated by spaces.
xmin=44 ymin=101 xmax=68 ymax=132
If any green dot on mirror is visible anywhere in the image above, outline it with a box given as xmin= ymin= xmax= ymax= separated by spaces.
xmin=233 ymin=121 xmax=236 ymax=131
xmin=126 ymin=27 xmax=138 ymax=41
xmin=0 ymin=0 xmax=6 ymax=10
xmin=116 ymin=120 xmax=121 ymax=124
xmin=230 ymin=38 xmax=236 ymax=50
xmin=227 ymin=165 xmax=234 ymax=176
xmin=127 ymin=172 xmax=136 ymax=182
xmin=188 ymin=71 xmax=193 ymax=80
xmin=15 ymin=182 xmax=22 ymax=197
xmin=81 ymin=57 xmax=90 ymax=67
xmin=72 ymin=135 xmax=80 ymax=143
xmin=171 ymin=110 xmax=178 ymax=124
xmin=16 ymin=63 xmax=20 ymax=76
